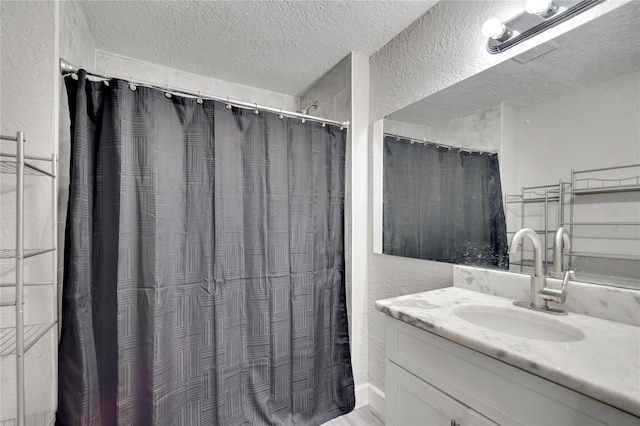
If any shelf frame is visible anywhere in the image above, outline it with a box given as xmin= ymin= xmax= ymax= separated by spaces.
xmin=0 ymin=248 xmax=56 ymax=260
xmin=0 ymin=322 xmax=57 ymax=356
xmin=569 ymin=164 xmax=640 ymax=273
xmin=563 ymin=251 xmax=640 ymax=262
xmin=0 ymin=160 xmax=56 ymax=178
xmin=572 ymin=164 xmax=640 ymax=194
xmin=0 ymin=282 xmax=55 ymax=288
xmin=0 ymin=131 xmax=58 ymax=426
xmin=505 ymin=181 xmax=566 ymax=274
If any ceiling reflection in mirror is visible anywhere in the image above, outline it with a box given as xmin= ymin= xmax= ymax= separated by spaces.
xmin=380 ymin=2 xmax=640 ymax=289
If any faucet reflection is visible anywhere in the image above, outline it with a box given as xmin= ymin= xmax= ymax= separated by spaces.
xmin=509 ymin=228 xmax=547 ymax=309
xmin=509 ymin=228 xmax=569 ymax=315
xmin=553 ymin=227 xmax=571 ymax=276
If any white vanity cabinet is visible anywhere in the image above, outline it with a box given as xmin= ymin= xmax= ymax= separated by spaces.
xmin=387 ymin=360 xmax=497 ymax=426
xmin=385 ymin=317 xmax=640 ymax=426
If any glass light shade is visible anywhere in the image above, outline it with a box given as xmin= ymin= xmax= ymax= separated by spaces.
xmin=525 ymin=0 xmax=559 ymax=16
xmin=482 ymin=18 xmax=507 ymax=40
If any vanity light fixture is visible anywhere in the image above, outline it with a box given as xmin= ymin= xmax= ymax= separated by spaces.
xmin=525 ymin=0 xmax=559 ymax=18
xmin=482 ymin=0 xmax=605 ymax=54
xmin=481 ymin=18 xmax=513 ymax=42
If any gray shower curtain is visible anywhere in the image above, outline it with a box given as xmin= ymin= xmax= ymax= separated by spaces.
xmin=57 ymin=71 xmax=354 ymax=425
xmin=383 ymin=136 xmax=508 ymax=268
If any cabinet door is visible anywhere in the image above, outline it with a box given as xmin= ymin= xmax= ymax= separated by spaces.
xmin=468 ymin=409 xmax=499 ymax=426
xmin=386 ymin=360 xmax=467 ymax=426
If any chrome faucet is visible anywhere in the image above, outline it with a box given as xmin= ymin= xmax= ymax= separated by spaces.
xmin=539 ymin=269 xmax=574 ymax=305
xmin=509 ymin=228 xmax=547 ymax=310
xmin=509 ymin=228 xmax=570 ymax=315
xmin=553 ymin=227 xmax=571 ymax=276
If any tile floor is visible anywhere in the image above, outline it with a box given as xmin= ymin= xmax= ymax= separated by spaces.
xmin=321 ymin=406 xmax=384 ymax=426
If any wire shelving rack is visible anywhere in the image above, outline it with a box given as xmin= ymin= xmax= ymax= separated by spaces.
xmin=0 ymin=131 xmax=57 ymax=426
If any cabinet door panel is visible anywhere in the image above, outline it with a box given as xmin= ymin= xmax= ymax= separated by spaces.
xmin=386 ymin=317 xmax=631 ymax=426
xmin=468 ymin=409 xmax=499 ymax=426
xmin=387 ymin=360 xmax=467 ymax=426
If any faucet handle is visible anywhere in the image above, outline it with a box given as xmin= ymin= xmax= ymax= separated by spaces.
xmin=539 ymin=270 xmax=574 ymax=304
xmin=560 ymin=270 xmax=575 ymax=291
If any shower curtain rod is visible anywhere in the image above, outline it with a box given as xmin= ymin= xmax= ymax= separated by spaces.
xmin=383 ymin=132 xmax=497 ymax=155
xmin=59 ymin=58 xmax=349 ymax=128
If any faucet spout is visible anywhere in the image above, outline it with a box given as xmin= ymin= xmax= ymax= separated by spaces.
xmin=509 ymin=228 xmax=543 ymax=278
xmin=553 ymin=227 xmax=571 ymax=275
xmin=509 ymin=228 xmax=546 ymax=309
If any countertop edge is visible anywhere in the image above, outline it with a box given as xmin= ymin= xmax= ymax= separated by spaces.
xmin=375 ymin=289 xmax=640 ymax=418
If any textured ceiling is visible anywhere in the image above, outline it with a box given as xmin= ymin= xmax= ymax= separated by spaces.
xmin=80 ymin=0 xmax=438 ymax=96
xmin=388 ymin=1 xmax=640 ymax=125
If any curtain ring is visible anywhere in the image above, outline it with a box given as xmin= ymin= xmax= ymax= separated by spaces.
xmin=129 ymin=78 xmax=137 ymax=91
xmin=278 ymin=109 xmax=284 ymax=120
xmin=321 ymin=118 xmax=326 ymax=128
xmin=254 ymin=103 xmax=259 ymax=115
xmin=225 ymin=97 xmax=232 ymax=110
xmin=197 ymin=91 xmax=203 ymax=104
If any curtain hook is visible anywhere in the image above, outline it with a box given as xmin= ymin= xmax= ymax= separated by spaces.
xmin=253 ymin=103 xmax=259 ymax=115
xmin=129 ymin=78 xmax=136 ymax=91
xmin=196 ymin=90 xmax=203 ymax=104
xmin=102 ymin=71 xmax=109 ymax=86
xmin=278 ymin=109 xmax=284 ymax=120
xmin=321 ymin=118 xmax=326 ymax=128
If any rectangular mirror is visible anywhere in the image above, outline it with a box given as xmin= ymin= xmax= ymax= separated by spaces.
xmin=373 ymin=1 xmax=640 ymax=289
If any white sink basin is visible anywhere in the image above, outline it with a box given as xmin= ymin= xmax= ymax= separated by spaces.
xmin=453 ymin=304 xmax=586 ymax=342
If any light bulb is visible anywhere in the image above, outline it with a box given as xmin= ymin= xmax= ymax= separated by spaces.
xmin=525 ymin=0 xmax=559 ymax=17
xmin=481 ymin=18 xmax=511 ymax=41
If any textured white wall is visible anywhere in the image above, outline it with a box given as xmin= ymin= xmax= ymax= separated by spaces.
xmin=1 ymin=1 xmax=58 ymax=422
xmin=58 ymin=0 xmax=98 ymax=319
xmin=299 ymin=55 xmax=372 ymax=392
xmin=383 ymin=119 xmax=430 ymax=141
xmin=95 ymin=50 xmax=299 ymax=112
xmin=384 ymin=104 xmax=501 ymax=152
xmin=515 ymin=71 xmax=640 ymax=188
xmin=512 ymin=71 xmax=640 ymax=281
xmin=349 ymin=52 xmax=370 ymax=395
xmin=299 ymin=55 xmax=351 ymax=123
xmin=500 ymin=103 xmax=520 ymax=197
xmin=366 ymin=0 xmax=631 ymax=394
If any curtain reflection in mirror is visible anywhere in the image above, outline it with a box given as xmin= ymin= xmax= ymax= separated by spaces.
xmin=383 ymin=136 xmax=509 ymax=268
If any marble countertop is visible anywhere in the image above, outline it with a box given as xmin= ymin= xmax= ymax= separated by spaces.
xmin=375 ymin=287 xmax=640 ymax=417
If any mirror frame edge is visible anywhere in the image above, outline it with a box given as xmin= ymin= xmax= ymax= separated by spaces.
xmin=372 ymin=118 xmax=384 ymax=255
